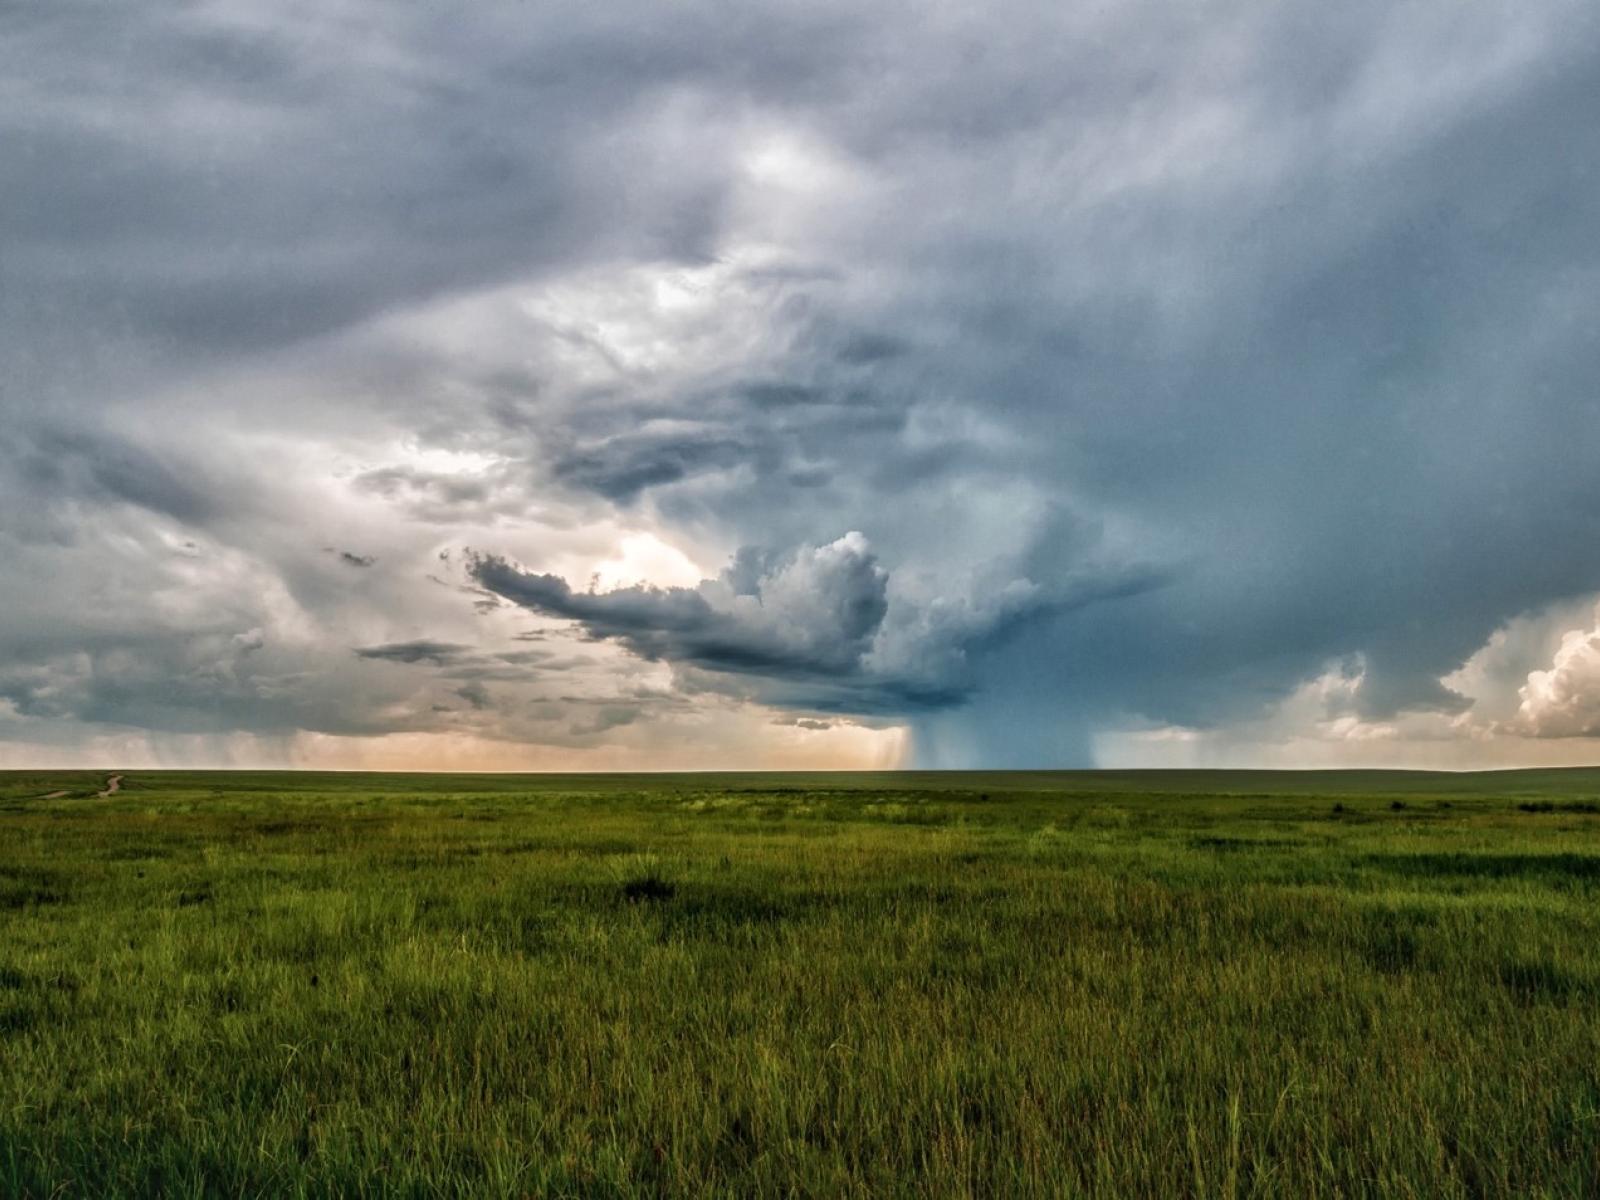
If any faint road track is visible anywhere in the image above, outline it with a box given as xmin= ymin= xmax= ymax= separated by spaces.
xmin=96 ymin=774 xmax=124 ymax=798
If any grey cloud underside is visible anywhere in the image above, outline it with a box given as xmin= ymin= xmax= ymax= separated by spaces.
xmin=1 ymin=423 xmax=223 ymax=539
xmin=454 ymin=682 xmax=491 ymax=712
xmin=5 ymin=0 xmax=1600 ymax=764
xmin=353 ymin=641 xmax=474 ymax=666
xmin=468 ymin=535 xmax=1170 ymax=718
xmin=468 ymin=542 xmax=932 ymax=712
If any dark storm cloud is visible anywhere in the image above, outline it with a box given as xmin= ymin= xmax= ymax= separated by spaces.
xmin=352 ymin=640 xmax=568 ymax=685
xmin=353 ymin=641 xmax=472 ymax=666
xmin=470 ymin=536 xmax=968 ymax=717
xmin=470 ymin=534 xmax=888 ymax=680
xmin=454 ymin=682 xmax=491 ymax=711
xmin=5 ymin=0 xmax=1600 ymax=765
xmin=0 ymin=0 xmax=871 ymax=357
xmin=537 ymin=383 xmax=913 ymax=507
xmin=551 ymin=435 xmax=754 ymax=504
xmin=1007 ymin=45 xmax=1600 ymax=746
xmin=2 ymin=424 xmax=219 ymax=530
xmin=569 ymin=704 xmax=642 ymax=737
xmin=470 ymin=533 xmax=1168 ymax=717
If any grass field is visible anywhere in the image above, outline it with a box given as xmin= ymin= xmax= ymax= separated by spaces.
xmin=3 ymin=768 xmax=1600 ymax=1197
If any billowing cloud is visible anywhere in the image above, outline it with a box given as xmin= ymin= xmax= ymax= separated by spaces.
xmin=1510 ymin=608 xmax=1600 ymax=738
xmin=471 ymin=532 xmax=887 ymax=676
xmin=470 ymin=532 xmax=1167 ymax=720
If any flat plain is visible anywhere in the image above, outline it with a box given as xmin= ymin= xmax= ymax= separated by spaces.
xmin=3 ymin=768 xmax=1599 ymax=1197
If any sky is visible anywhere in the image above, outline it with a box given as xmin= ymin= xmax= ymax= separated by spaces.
xmin=4 ymin=0 xmax=1600 ymax=771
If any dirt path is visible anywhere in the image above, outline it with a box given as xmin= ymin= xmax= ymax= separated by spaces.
xmin=39 ymin=790 xmax=69 ymax=800
xmin=96 ymin=774 xmax=124 ymax=798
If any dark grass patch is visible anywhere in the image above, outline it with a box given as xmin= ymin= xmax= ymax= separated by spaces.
xmin=621 ymin=874 xmax=676 ymax=903
xmin=0 ymin=966 xmax=76 ymax=997
xmin=1356 ymin=907 xmax=1439 ymax=975
xmin=41 ymin=970 xmax=80 ymax=994
xmin=511 ymin=911 xmax=563 ymax=954
xmin=1189 ymin=836 xmax=1304 ymax=851
xmin=1517 ymin=801 xmax=1600 ymax=815
xmin=488 ymin=836 xmax=642 ymax=856
xmin=175 ymin=885 xmax=215 ymax=908
xmin=252 ymin=820 xmax=331 ymax=837
xmin=101 ymin=844 xmax=176 ymax=862
xmin=657 ymin=887 xmax=812 ymax=934
xmin=380 ymin=851 xmax=454 ymax=870
xmin=716 ymin=1109 xmax=759 ymax=1169
xmin=1363 ymin=927 xmax=1420 ymax=973
xmin=209 ymin=980 xmax=246 ymax=1014
xmin=1363 ymin=852 xmax=1600 ymax=884
xmin=0 ymin=878 xmax=68 ymax=910
xmin=0 ymin=866 xmax=67 ymax=885
xmin=1498 ymin=958 xmax=1590 ymax=1005
xmin=605 ymin=880 xmax=825 ymax=943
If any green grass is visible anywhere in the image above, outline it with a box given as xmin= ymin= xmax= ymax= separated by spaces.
xmin=3 ymin=769 xmax=1600 ymax=1197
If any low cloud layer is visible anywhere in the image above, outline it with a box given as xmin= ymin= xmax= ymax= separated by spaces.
xmin=5 ymin=0 xmax=1600 ymax=767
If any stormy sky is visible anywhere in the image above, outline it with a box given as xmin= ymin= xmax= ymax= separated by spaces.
xmin=5 ymin=0 xmax=1600 ymax=770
